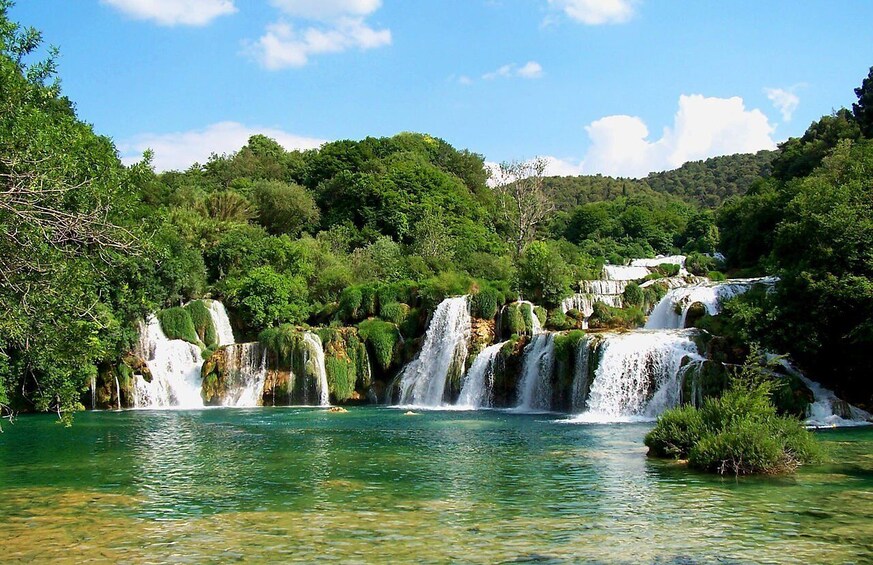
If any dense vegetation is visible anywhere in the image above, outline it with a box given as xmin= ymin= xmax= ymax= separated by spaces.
xmin=0 ymin=3 xmax=871 ymax=425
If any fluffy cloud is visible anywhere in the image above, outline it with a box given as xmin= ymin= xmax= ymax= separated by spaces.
xmin=101 ymin=0 xmax=236 ymax=26
xmin=580 ymin=94 xmax=776 ymax=177
xmin=548 ymin=0 xmax=637 ymax=25
xmin=249 ymin=0 xmax=390 ymax=69
xmin=764 ymin=87 xmax=800 ymax=122
xmin=483 ymin=61 xmax=543 ymax=80
xmin=118 ymin=121 xmax=326 ymax=172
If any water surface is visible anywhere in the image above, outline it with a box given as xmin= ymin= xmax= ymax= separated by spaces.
xmin=1 ymin=408 xmax=870 ymax=563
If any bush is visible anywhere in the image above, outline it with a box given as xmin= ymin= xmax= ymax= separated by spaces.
xmin=338 ymin=287 xmax=363 ymax=321
xmin=185 ymin=300 xmax=218 ymax=347
xmin=645 ymin=353 xmax=822 ymax=475
xmin=622 ymin=282 xmax=644 ymax=308
xmin=685 ymin=253 xmax=720 ymax=277
xmin=504 ymin=303 xmax=527 ymax=335
xmin=546 ymin=308 xmax=571 ymax=331
xmin=589 ymin=302 xmax=646 ymax=330
xmin=380 ymin=302 xmax=410 ymax=325
xmin=707 ymin=271 xmax=727 ymax=281
xmin=157 ymin=307 xmax=199 ymax=345
xmin=471 ymin=286 xmax=501 ymax=319
xmin=357 ymin=319 xmax=400 ymax=371
xmin=656 ymin=263 xmax=681 ymax=277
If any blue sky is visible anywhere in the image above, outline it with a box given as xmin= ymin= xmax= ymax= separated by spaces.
xmin=11 ymin=0 xmax=873 ymax=176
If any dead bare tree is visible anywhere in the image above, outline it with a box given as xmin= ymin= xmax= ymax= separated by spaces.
xmin=489 ymin=157 xmax=554 ymax=257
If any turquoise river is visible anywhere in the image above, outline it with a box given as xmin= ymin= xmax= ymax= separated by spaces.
xmin=1 ymin=408 xmax=871 ymax=563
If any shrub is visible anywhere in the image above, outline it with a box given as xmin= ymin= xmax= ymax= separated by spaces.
xmin=357 ymin=319 xmax=400 ymax=371
xmin=546 ymin=308 xmax=571 ymax=331
xmin=656 ymin=263 xmax=681 ymax=277
xmin=338 ymin=287 xmax=363 ymax=321
xmin=533 ymin=306 xmax=547 ymax=327
xmin=685 ymin=253 xmax=719 ymax=277
xmin=707 ymin=271 xmax=727 ymax=281
xmin=645 ymin=352 xmax=822 ymax=475
xmin=471 ymin=286 xmax=501 ymax=319
xmin=359 ymin=285 xmax=378 ymax=318
xmin=622 ymin=282 xmax=644 ymax=308
xmin=380 ymin=302 xmax=410 ymax=325
xmin=157 ymin=307 xmax=199 ymax=345
xmin=185 ymin=300 xmax=218 ymax=347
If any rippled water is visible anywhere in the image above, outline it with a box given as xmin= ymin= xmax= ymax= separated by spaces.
xmin=0 ymin=408 xmax=871 ymax=563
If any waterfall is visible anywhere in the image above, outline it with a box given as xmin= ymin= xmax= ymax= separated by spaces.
xmin=570 ymin=336 xmax=591 ymax=412
xmin=115 ymin=376 xmax=121 ymax=410
xmin=515 ymin=333 xmax=556 ymax=412
xmin=457 ymin=341 xmax=507 ymax=409
xmin=207 ymin=300 xmax=236 ymax=346
xmin=133 ymin=316 xmax=205 ymax=408
xmin=645 ymin=277 xmax=776 ymax=330
xmin=630 ymin=255 xmax=687 ymax=269
xmin=573 ymin=330 xmax=704 ymax=422
xmin=90 ymin=375 xmax=96 ymax=410
xmin=397 ymin=296 xmax=471 ymax=407
xmin=222 ymin=343 xmax=268 ymax=407
xmin=302 ymin=332 xmax=330 ymax=407
xmin=603 ymin=265 xmax=651 ymax=281
xmin=772 ymin=358 xmax=872 ymax=427
xmin=516 ymin=300 xmax=543 ymax=335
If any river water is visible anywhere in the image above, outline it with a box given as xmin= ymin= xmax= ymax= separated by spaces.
xmin=0 ymin=408 xmax=870 ymax=563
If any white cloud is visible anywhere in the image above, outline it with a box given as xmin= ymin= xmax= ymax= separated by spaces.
xmin=269 ymin=0 xmax=382 ymax=20
xmin=250 ymin=18 xmax=390 ymax=69
xmin=248 ymin=0 xmax=390 ymax=69
xmin=482 ymin=61 xmax=543 ymax=80
xmin=764 ymin=87 xmax=800 ymax=122
xmin=118 ymin=121 xmax=326 ymax=172
xmin=580 ymin=94 xmax=776 ymax=177
xmin=458 ymin=75 xmax=473 ymax=86
xmin=101 ymin=0 xmax=236 ymax=26
xmin=548 ymin=0 xmax=637 ymax=25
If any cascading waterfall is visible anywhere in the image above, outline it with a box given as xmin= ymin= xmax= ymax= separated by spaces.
xmin=603 ymin=265 xmax=652 ymax=281
xmin=90 ymin=375 xmax=96 ymax=410
xmin=115 ymin=376 xmax=121 ymax=411
xmin=573 ymin=330 xmax=704 ymax=422
xmin=457 ymin=341 xmax=508 ymax=409
xmin=772 ymin=358 xmax=872 ymax=427
xmin=570 ymin=336 xmax=591 ymax=412
xmin=515 ymin=333 xmax=556 ymax=412
xmin=645 ymin=278 xmax=776 ymax=330
xmin=397 ymin=296 xmax=472 ymax=407
xmin=516 ymin=300 xmax=543 ymax=335
xmin=133 ymin=316 xmax=205 ymax=409
xmin=207 ymin=300 xmax=236 ymax=346
xmin=222 ymin=343 xmax=268 ymax=407
xmin=302 ymin=332 xmax=330 ymax=407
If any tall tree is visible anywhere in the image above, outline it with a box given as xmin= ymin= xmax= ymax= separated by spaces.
xmin=491 ymin=157 xmax=554 ymax=257
xmin=853 ymin=65 xmax=873 ymax=138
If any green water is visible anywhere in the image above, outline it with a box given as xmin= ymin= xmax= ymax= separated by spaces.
xmin=0 ymin=408 xmax=871 ymax=563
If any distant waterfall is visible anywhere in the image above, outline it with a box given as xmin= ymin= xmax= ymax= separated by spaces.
xmin=302 ymin=332 xmax=330 ymax=407
xmin=515 ymin=333 xmax=556 ymax=412
xmin=772 ymin=358 xmax=872 ymax=427
xmin=645 ymin=278 xmax=776 ymax=330
xmin=207 ymin=300 xmax=236 ymax=346
xmin=115 ymin=376 xmax=121 ymax=411
xmin=133 ymin=316 xmax=205 ymax=409
xmin=90 ymin=375 xmax=96 ymax=410
xmin=560 ymin=281 xmax=625 ymax=329
xmin=222 ymin=343 xmax=268 ymax=407
xmin=397 ymin=296 xmax=471 ymax=407
xmin=570 ymin=336 xmax=592 ymax=412
xmin=457 ymin=341 xmax=508 ymax=409
xmin=603 ymin=265 xmax=651 ymax=281
xmin=574 ymin=330 xmax=704 ymax=422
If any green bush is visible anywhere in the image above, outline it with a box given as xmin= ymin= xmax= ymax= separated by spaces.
xmin=685 ymin=253 xmax=720 ymax=277
xmin=380 ymin=302 xmax=410 ymax=325
xmin=534 ymin=306 xmax=547 ymax=327
xmin=622 ymin=282 xmax=644 ymax=308
xmin=157 ymin=307 xmax=199 ymax=345
xmin=471 ymin=286 xmax=501 ymax=319
xmin=645 ymin=353 xmax=822 ymax=475
xmin=707 ymin=271 xmax=727 ymax=281
xmin=338 ymin=287 xmax=363 ymax=321
xmin=546 ymin=308 xmax=571 ymax=331
xmin=357 ymin=319 xmax=400 ymax=371
xmin=504 ymin=303 xmax=527 ymax=335
xmin=359 ymin=285 xmax=378 ymax=318
xmin=589 ymin=303 xmax=646 ymax=330
xmin=259 ymin=324 xmax=301 ymax=368
xmin=185 ymin=300 xmax=218 ymax=347
xmin=656 ymin=263 xmax=681 ymax=277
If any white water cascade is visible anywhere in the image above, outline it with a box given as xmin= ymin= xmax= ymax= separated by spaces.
xmin=302 ymin=332 xmax=331 ymax=407
xmin=603 ymin=265 xmax=652 ymax=281
xmin=90 ymin=375 xmax=96 ymax=410
xmin=645 ymin=278 xmax=776 ymax=330
xmin=515 ymin=333 xmax=556 ymax=412
xmin=516 ymin=300 xmax=543 ymax=335
xmin=133 ymin=316 xmax=205 ymax=409
xmin=573 ymin=330 xmax=704 ymax=423
xmin=772 ymin=358 xmax=872 ymax=428
xmin=222 ymin=343 xmax=268 ymax=407
xmin=397 ymin=296 xmax=472 ymax=407
xmin=457 ymin=341 xmax=508 ymax=409
xmin=207 ymin=300 xmax=236 ymax=346
xmin=115 ymin=376 xmax=121 ymax=411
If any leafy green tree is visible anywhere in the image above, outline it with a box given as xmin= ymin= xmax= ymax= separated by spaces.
xmin=251 ymin=180 xmax=320 ymax=236
xmin=515 ymin=241 xmax=573 ymax=306
xmin=852 ymin=65 xmax=873 ymax=137
xmin=225 ymin=266 xmax=309 ymax=329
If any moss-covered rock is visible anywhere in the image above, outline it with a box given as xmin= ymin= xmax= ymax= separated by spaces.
xmin=185 ymin=300 xmax=218 ymax=348
xmin=157 ymin=307 xmax=200 ymax=345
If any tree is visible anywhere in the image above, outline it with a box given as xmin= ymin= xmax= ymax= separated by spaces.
xmin=251 ymin=180 xmax=320 ymax=236
xmin=491 ymin=157 xmax=554 ymax=257
xmin=853 ymin=66 xmax=873 ymax=138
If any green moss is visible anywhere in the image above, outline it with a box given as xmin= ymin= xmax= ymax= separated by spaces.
xmin=380 ymin=302 xmax=410 ymax=325
xmin=339 ymin=287 xmax=363 ymax=321
xmin=504 ymin=303 xmax=527 ymax=335
xmin=185 ymin=300 xmax=218 ymax=348
xmin=259 ymin=324 xmax=302 ymax=369
xmin=533 ymin=306 xmax=547 ymax=327
xmin=588 ymin=302 xmax=646 ymax=330
xmin=471 ymin=286 xmax=501 ymax=319
xmin=546 ymin=308 xmax=571 ymax=331
xmin=157 ymin=307 xmax=199 ymax=345
xmin=357 ymin=319 xmax=400 ymax=371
